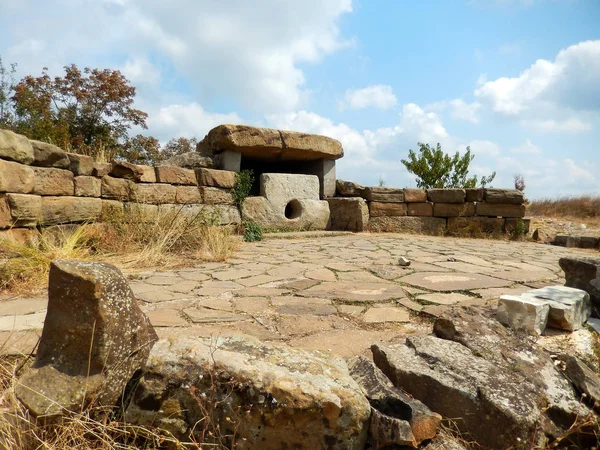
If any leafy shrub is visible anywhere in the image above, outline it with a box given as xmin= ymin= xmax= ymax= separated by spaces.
xmin=242 ymin=221 xmax=262 ymax=242
xmin=232 ymin=170 xmax=254 ymax=207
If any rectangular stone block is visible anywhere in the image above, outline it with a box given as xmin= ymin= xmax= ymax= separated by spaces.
xmin=101 ymin=199 xmax=124 ymax=217
xmin=447 ymin=217 xmax=505 ymax=234
xmin=155 ymin=166 xmax=196 ymax=185
xmin=0 ymin=159 xmax=35 ymax=194
xmin=427 ymin=189 xmax=465 ymax=203
xmin=407 ymin=202 xmax=433 ymax=217
xmin=367 ymin=216 xmax=446 ymax=235
xmin=260 ymin=173 xmax=320 ymax=209
xmin=556 ymin=236 xmax=600 ymax=249
xmin=403 ymin=189 xmax=427 ymax=203
xmin=497 ymin=295 xmax=550 ymax=335
xmin=0 ymin=193 xmax=42 ymax=228
xmin=364 ymin=187 xmax=404 ymax=203
xmin=336 ymin=180 xmax=365 ymax=197
xmin=200 ymin=187 xmax=234 ymax=205
xmin=133 ymin=183 xmax=177 ymax=204
xmin=0 ymin=130 xmax=34 ymax=164
xmin=326 ymin=198 xmax=369 ymax=232
xmin=32 ymin=167 xmax=74 ymax=196
xmin=66 ymin=153 xmax=94 ymax=176
xmin=433 ymin=202 xmax=475 ymax=218
xmin=196 ymin=168 xmax=236 ymax=188
xmin=175 ymin=186 xmax=203 ymax=204
xmin=504 ymin=218 xmax=531 ymax=234
xmin=369 ymin=202 xmax=407 ymax=217
xmin=484 ymin=189 xmax=524 ymax=204
xmin=110 ymin=161 xmax=145 ymax=181
xmin=465 ymin=188 xmax=484 ymax=202
xmin=74 ymin=176 xmax=101 ymax=197
xmin=30 ymin=140 xmax=70 ymax=169
xmin=92 ymin=162 xmax=112 ymax=178
xmin=124 ymin=203 xmax=159 ymax=222
xmin=214 ymin=150 xmax=242 ymax=172
xmin=101 ymin=176 xmax=134 ymax=201
xmin=139 ymin=165 xmax=157 ymax=183
xmin=159 ymin=204 xmax=241 ymax=225
xmin=522 ymin=286 xmax=591 ymax=331
xmin=41 ymin=196 xmax=102 ymax=225
xmin=476 ymin=202 xmax=525 ymax=218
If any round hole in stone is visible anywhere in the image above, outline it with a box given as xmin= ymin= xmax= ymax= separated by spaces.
xmin=284 ymin=199 xmax=303 ymax=220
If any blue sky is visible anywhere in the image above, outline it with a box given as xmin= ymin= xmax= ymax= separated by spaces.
xmin=2 ymin=0 xmax=599 ymax=198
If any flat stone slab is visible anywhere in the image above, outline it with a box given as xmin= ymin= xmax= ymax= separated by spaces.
xmin=145 ymin=309 xmax=190 ymax=327
xmin=363 ymin=307 xmax=410 ymax=324
xmin=0 ymin=312 xmax=46 ymax=331
xmin=399 ymin=272 xmax=510 ymax=291
xmin=417 ymin=293 xmax=474 ymax=305
xmin=183 ymin=307 xmax=246 ymax=323
xmin=0 ymin=297 xmax=47 ymax=316
xmin=299 ymin=281 xmax=407 ymax=302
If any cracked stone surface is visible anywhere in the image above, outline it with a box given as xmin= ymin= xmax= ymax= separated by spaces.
xmin=0 ymin=232 xmax=595 ymax=358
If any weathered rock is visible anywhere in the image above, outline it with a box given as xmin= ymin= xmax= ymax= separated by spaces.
xmin=261 ymin=173 xmax=320 ymax=210
xmin=101 ymin=176 xmax=134 ymax=201
xmin=326 ymin=197 xmax=369 ymax=232
xmin=74 ymin=176 xmax=101 ymax=197
xmin=92 ymin=162 xmax=112 ymax=178
xmin=476 ymin=202 xmax=526 ymax=218
xmin=497 ymin=295 xmax=550 ymax=335
xmin=532 ymin=227 xmax=556 ymax=243
xmin=126 ymin=335 xmax=369 ymax=449
xmin=465 ymin=188 xmax=484 ymax=202
xmin=406 ymin=202 xmax=433 ymax=216
xmin=30 ymin=140 xmax=70 ymax=168
xmin=0 ymin=159 xmax=35 ymax=193
xmin=369 ymin=201 xmax=407 ymax=217
xmin=199 ymin=124 xmax=343 ymax=160
xmin=41 ymin=197 xmax=102 ymax=225
xmin=133 ymin=183 xmax=177 ymax=204
xmin=155 ymin=166 xmax=197 ymax=185
xmin=433 ymin=202 xmax=475 ymax=217
xmin=195 ymin=167 xmax=236 ymax=188
xmin=555 ymin=235 xmax=600 ymax=249
xmin=559 ymin=257 xmax=600 ymax=314
xmin=484 ymin=188 xmax=524 ymax=204
xmin=398 ymin=257 xmax=411 ymax=267
xmin=159 ymin=152 xmax=214 ymax=169
xmin=522 ymin=286 xmax=591 ymax=331
xmin=109 ymin=160 xmax=145 ymax=181
xmin=349 ymin=356 xmax=441 ymax=448
xmin=336 ymin=179 xmax=365 ymax=197
xmin=200 ymin=186 xmax=234 ymax=205
xmin=367 ymin=216 xmax=446 ymax=235
xmin=175 ymin=185 xmax=202 ymax=204
xmin=32 ymin=167 xmax=74 ymax=196
xmin=66 ymin=153 xmax=94 ymax=176
xmin=0 ymin=129 xmax=34 ymax=164
xmin=403 ymin=188 xmax=427 ymax=203
xmin=363 ymin=187 xmax=404 ymax=203
xmin=565 ymin=357 xmax=600 ymax=408
xmin=0 ymin=193 xmax=42 ymax=228
xmin=447 ymin=216 xmax=505 ymax=234
xmin=427 ymin=189 xmax=465 ymax=203
xmin=15 ymin=260 xmax=157 ymax=417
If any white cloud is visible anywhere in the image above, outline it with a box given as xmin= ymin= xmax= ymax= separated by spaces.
xmin=563 ymin=158 xmax=597 ymax=185
xmin=509 ymin=139 xmax=541 ymax=154
xmin=428 ymin=99 xmax=481 ymax=124
xmin=467 ymin=140 xmax=501 ymax=156
xmin=340 ymin=84 xmax=398 ymax=110
xmin=520 ymin=118 xmax=593 ymax=133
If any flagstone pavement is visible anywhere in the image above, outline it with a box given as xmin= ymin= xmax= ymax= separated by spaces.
xmin=0 ymin=232 xmax=595 ymax=358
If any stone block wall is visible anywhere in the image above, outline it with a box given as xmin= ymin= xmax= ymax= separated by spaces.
xmin=0 ymin=130 xmax=240 ymax=242
xmin=335 ymin=180 xmax=530 ymax=235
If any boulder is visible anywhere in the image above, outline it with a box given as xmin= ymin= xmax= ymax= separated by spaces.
xmin=155 ymin=166 xmax=197 ymax=185
xmin=32 ymin=167 xmax=74 ymax=196
xmin=30 ymin=140 xmax=70 ymax=168
xmin=532 ymin=227 xmax=556 ymax=243
xmin=433 ymin=202 xmax=475 ymax=217
xmin=16 ymin=260 xmax=157 ymax=417
xmin=521 ymin=286 xmax=591 ymax=331
xmin=196 ymin=168 xmax=236 ymax=188
xmin=363 ymin=187 xmax=404 ymax=203
xmin=336 ymin=180 xmax=365 ymax=197
xmin=326 ymin=197 xmax=369 ymax=231
xmin=198 ymin=124 xmax=343 ymax=161
xmin=158 ymin=152 xmax=214 ymax=169
xmin=369 ymin=201 xmax=407 ymax=217
xmin=559 ymin=257 xmax=600 ymax=314
xmin=349 ymin=356 xmax=441 ymax=448
xmin=66 ymin=153 xmax=94 ymax=176
xmin=427 ymin=189 xmax=465 ymax=203
xmin=0 ymin=129 xmax=34 ymax=164
xmin=565 ymin=357 xmax=600 ymax=408
xmin=484 ymin=188 xmax=524 ymax=204
xmin=125 ymin=335 xmax=370 ymax=449
xmin=497 ymin=295 xmax=550 ymax=335
xmin=475 ymin=202 xmax=526 ymax=218
xmin=0 ymin=159 xmax=35 ymax=194
xmin=372 ymin=307 xmax=591 ymax=449
xmin=261 ymin=173 xmax=320 ymax=210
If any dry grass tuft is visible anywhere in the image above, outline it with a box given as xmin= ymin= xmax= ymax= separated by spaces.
xmin=528 ymin=195 xmax=600 ymax=221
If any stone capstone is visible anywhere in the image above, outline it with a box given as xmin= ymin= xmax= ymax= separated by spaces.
xmin=15 ymin=260 xmax=157 ymax=417
xmin=559 ymin=257 xmax=600 ymax=314
xmin=198 ymin=124 xmax=343 ymax=161
xmin=30 ymin=140 xmax=70 ymax=168
xmin=349 ymin=356 xmax=441 ymax=448
xmin=125 ymin=335 xmax=370 ymax=449
xmin=0 ymin=129 xmax=34 ymax=164
xmin=326 ymin=197 xmax=369 ymax=232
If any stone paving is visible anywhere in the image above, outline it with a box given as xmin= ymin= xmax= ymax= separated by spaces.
xmin=0 ymin=232 xmax=596 ymax=358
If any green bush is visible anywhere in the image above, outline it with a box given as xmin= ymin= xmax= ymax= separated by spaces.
xmin=232 ymin=169 xmax=254 ymax=207
xmin=243 ymin=221 xmax=262 ymax=242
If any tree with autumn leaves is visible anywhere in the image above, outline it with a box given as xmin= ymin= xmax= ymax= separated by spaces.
xmin=0 ymin=58 xmax=196 ymax=165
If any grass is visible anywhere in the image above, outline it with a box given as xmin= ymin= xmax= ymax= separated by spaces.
xmin=0 ymin=204 xmax=239 ymax=294
xmin=527 ymin=195 xmax=600 ymax=221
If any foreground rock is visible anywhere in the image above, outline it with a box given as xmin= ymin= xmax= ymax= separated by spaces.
xmin=349 ymin=356 xmax=441 ymax=448
xmin=372 ymin=307 xmax=593 ymax=449
xmin=559 ymin=257 xmax=600 ymax=315
xmin=125 ymin=335 xmax=370 ymax=449
xmin=16 ymin=260 xmax=157 ymax=417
